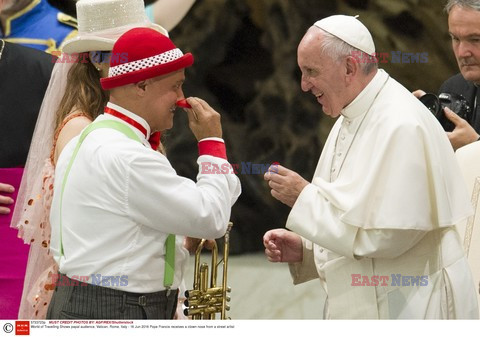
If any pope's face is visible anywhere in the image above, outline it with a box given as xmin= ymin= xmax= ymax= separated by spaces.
xmin=297 ymin=31 xmax=349 ymax=118
xmin=448 ymin=6 xmax=480 ymax=84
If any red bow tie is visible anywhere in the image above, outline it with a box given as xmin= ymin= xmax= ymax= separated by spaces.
xmin=104 ymin=106 xmax=161 ymax=150
xmin=148 ymin=131 xmax=161 ymax=151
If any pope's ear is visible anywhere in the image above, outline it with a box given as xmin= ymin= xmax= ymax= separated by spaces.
xmin=345 ymin=55 xmax=360 ymax=77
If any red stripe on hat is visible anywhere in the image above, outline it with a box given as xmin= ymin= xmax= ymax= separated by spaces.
xmin=198 ymin=140 xmax=227 ymax=160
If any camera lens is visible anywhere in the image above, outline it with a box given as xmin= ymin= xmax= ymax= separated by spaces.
xmin=419 ymin=93 xmax=441 ymax=115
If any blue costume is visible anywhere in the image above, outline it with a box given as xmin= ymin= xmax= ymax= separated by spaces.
xmin=0 ymin=0 xmax=77 ymax=53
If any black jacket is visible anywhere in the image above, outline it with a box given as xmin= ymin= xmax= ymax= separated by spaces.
xmin=0 ymin=42 xmax=54 ymax=167
xmin=439 ymin=73 xmax=480 ymax=133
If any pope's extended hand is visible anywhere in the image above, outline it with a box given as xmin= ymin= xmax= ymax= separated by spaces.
xmin=264 ymin=164 xmax=309 ymax=208
xmin=263 ymin=229 xmax=303 ymax=263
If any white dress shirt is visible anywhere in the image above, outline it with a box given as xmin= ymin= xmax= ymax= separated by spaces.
xmin=50 ymin=103 xmax=241 ymax=293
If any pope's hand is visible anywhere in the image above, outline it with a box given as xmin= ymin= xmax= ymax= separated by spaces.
xmin=263 ymin=229 xmax=303 ymax=263
xmin=264 ymin=164 xmax=309 ymax=207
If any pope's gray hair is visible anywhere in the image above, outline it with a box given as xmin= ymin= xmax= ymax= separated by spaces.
xmin=317 ymin=29 xmax=378 ymax=75
xmin=445 ymin=0 xmax=480 ymax=13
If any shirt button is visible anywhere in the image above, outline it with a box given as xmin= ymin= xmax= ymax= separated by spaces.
xmin=337 ymin=152 xmax=342 ymax=157
xmin=331 ymin=167 xmax=336 ymax=172
xmin=320 ymin=248 xmax=324 ymax=253
xmin=341 ymin=135 xmax=346 ymax=140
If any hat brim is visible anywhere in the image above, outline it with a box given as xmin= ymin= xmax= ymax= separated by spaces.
xmin=101 ymin=53 xmax=194 ymax=90
xmin=62 ymin=37 xmax=116 ymax=54
xmin=62 ymin=23 xmax=168 ymax=54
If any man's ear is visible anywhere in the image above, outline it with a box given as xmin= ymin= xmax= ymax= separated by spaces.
xmin=135 ymin=80 xmax=148 ymax=94
xmin=345 ymin=55 xmax=359 ymax=84
xmin=346 ymin=55 xmax=359 ymax=75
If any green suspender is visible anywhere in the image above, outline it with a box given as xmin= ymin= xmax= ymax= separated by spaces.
xmin=58 ymin=120 xmax=176 ymax=288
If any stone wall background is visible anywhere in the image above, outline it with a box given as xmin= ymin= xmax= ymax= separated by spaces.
xmin=164 ymin=0 xmax=457 ymax=254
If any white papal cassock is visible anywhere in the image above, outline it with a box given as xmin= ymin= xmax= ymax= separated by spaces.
xmin=455 ymin=141 xmax=480 ymax=316
xmin=287 ymin=69 xmax=479 ymax=319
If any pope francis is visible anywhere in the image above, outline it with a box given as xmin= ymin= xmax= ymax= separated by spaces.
xmin=263 ymin=15 xmax=479 ymax=319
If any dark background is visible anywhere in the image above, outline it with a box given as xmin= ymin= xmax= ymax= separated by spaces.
xmin=50 ymin=0 xmax=459 ymax=254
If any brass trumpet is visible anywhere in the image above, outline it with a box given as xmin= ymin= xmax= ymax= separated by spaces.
xmin=184 ymin=222 xmax=233 ymax=319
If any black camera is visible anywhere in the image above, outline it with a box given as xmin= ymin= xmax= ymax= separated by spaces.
xmin=419 ymin=92 xmax=471 ymax=132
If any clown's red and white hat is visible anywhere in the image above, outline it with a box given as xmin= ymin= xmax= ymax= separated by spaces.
xmin=100 ymin=27 xmax=194 ymax=90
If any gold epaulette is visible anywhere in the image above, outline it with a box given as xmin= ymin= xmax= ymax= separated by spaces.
xmin=5 ymin=37 xmax=57 ymax=54
xmin=57 ymin=12 xmax=78 ymax=29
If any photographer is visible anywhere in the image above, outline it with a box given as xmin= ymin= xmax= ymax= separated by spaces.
xmin=415 ymin=0 xmax=480 ymax=151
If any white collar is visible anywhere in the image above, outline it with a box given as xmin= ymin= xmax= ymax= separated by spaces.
xmin=106 ymin=102 xmax=152 ymax=138
xmin=342 ymin=69 xmax=389 ymax=120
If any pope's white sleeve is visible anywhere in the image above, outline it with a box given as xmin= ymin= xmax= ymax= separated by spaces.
xmin=352 ymin=228 xmax=426 ymax=259
xmin=126 ymin=152 xmax=240 ymax=239
xmin=287 ymin=183 xmax=427 ymax=259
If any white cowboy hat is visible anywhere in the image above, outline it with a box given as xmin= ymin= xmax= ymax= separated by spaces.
xmin=62 ymin=0 xmax=168 ymax=54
